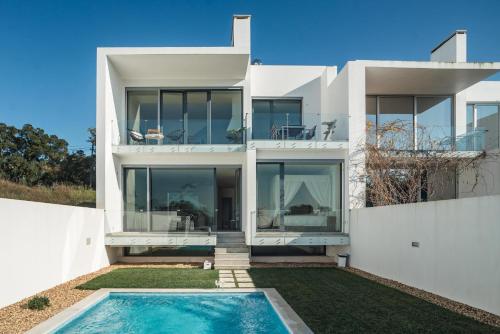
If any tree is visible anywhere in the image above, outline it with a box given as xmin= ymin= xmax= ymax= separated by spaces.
xmin=351 ymin=120 xmax=497 ymax=207
xmin=0 ymin=123 xmax=68 ymax=185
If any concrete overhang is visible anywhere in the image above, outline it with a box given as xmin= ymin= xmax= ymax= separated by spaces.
xmin=101 ymin=47 xmax=250 ymax=81
xmin=361 ymin=60 xmax=500 ymax=95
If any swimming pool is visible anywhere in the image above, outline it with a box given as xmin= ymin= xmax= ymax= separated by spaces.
xmin=28 ymin=289 xmax=311 ymax=334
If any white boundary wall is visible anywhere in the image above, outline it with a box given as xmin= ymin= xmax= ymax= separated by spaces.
xmin=0 ymin=199 xmax=111 ymax=308
xmin=350 ymin=195 xmax=500 ymax=315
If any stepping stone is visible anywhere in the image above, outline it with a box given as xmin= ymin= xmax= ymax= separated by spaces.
xmin=219 ymin=270 xmax=233 ymax=274
xmin=234 ymin=270 xmax=247 ymax=274
xmin=219 ymin=278 xmax=235 ymax=283
xmin=219 ymin=273 xmax=233 ymax=278
xmin=236 ymin=277 xmax=253 ymax=283
xmin=235 ymin=273 xmax=250 ymax=278
xmin=221 ymin=283 xmax=237 ymax=288
xmin=238 ymin=283 xmax=255 ymax=288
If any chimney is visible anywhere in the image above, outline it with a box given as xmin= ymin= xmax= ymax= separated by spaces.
xmin=231 ymin=15 xmax=251 ymax=50
xmin=430 ymin=30 xmax=467 ymax=62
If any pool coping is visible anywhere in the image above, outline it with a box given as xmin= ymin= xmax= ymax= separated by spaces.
xmin=26 ymin=288 xmax=313 ymax=334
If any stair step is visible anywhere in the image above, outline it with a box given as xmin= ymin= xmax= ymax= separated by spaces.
xmin=216 ymin=243 xmax=247 ymax=248
xmin=215 ymin=253 xmax=250 ymax=260
xmin=215 ymin=265 xmax=251 ymax=270
xmin=215 ymin=247 xmax=249 ymax=254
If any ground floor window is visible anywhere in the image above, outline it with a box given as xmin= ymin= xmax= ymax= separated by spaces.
xmin=124 ymin=246 xmax=215 ymax=257
xmin=251 ymin=246 xmax=325 ymax=256
xmin=123 ymin=167 xmax=241 ymax=233
xmin=256 ymin=161 xmax=342 ymax=232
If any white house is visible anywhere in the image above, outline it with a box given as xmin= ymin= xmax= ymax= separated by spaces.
xmin=96 ymin=15 xmax=500 ymax=268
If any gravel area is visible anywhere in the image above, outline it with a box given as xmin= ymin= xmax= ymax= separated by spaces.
xmin=0 ymin=263 xmax=200 ymax=334
xmin=344 ymin=267 xmax=500 ymax=328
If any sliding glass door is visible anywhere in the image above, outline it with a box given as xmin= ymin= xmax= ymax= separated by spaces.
xmin=257 ymin=161 xmax=342 ymax=233
xmin=126 ymin=89 xmax=243 ymax=145
xmin=252 ymin=99 xmax=302 ymax=139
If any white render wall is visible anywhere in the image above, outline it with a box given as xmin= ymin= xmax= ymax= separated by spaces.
xmin=0 ymin=199 xmax=112 ymax=308
xmin=349 ymin=195 xmax=500 ymax=315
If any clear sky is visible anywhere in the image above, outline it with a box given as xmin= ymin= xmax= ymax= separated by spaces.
xmin=1 ymin=0 xmax=499 ymax=152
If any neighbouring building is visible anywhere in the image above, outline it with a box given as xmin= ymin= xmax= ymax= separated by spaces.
xmin=96 ymin=15 xmax=500 ymax=268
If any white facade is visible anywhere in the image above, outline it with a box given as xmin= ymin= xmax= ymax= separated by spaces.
xmin=96 ymin=15 xmax=500 ymax=260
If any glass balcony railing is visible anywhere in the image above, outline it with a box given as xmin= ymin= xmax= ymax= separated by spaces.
xmin=251 ymin=209 xmax=344 ymax=233
xmin=121 ymin=210 xmax=215 ymax=234
xmin=250 ymin=115 xmax=349 ymax=142
xmin=124 ymin=119 xmax=246 ymax=145
xmin=455 ymin=129 xmax=487 ymax=151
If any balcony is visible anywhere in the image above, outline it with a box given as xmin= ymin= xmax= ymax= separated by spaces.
xmin=117 ymin=89 xmax=245 ymax=151
xmin=248 ymin=112 xmax=349 ymax=150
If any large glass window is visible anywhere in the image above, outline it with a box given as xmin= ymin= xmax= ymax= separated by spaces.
xmin=366 ymin=96 xmax=377 ymax=145
xmin=416 ymin=97 xmax=452 ymax=150
xmin=367 ymin=96 xmax=454 ymax=151
xmin=186 ymin=92 xmax=208 ymax=144
xmin=161 ymin=92 xmax=184 ymax=144
xmin=127 ymin=91 xmax=158 ymax=144
xmin=378 ymin=96 xmax=414 ymax=150
xmin=150 ymin=169 xmax=215 ymax=232
xmin=123 ymin=168 xmax=148 ymax=231
xmin=126 ymin=89 xmax=242 ymax=145
xmin=211 ymin=91 xmax=243 ymax=144
xmin=257 ymin=161 xmax=342 ymax=232
xmin=252 ymin=99 xmax=302 ymax=139
xmin=465 ymin=104 xmax=500 ymax=150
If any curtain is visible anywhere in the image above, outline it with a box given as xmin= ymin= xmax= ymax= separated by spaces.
xmin=284 ymin=175 xmax=332 ymax=208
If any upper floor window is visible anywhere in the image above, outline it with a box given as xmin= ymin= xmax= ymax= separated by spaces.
xmin=366 ymin=96 xmax=453 ymax=151
xmin=126 ymin=89 xmax=243 ymax=145
xmin=466 ymin=103 xmax=499 ymax=150
xmin=252 ymin=99 xmax=302 ymax=140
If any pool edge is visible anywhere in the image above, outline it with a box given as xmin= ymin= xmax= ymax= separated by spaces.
xmin=26 ymin=288 xmax=312 ymax=334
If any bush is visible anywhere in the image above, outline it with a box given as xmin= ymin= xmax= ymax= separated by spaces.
xmin=27 ymin=296 xmax=50 ymax=310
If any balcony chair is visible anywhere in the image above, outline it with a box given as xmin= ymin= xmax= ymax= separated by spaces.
xmin=128 ymin=129 xmax=145 ymax=144
xmin=301 ymin=125 xmax=317 ymax=140
xmin=322 ymin=120 xmax=337 ymax=140
xmin=166 ymin=129 xmax=185 ymax=144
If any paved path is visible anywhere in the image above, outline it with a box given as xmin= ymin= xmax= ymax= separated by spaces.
xmin=218 ymin=270 xmax=255 ymax=288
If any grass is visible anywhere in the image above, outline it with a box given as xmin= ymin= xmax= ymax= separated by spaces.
xmin=76 ymin=267 xmax=499 ymax=333
xmin=77 ymin=268 xmax=218 ymax=290
xmin=248 ymin=268 xmax=499 ymax=334
xmin=0 ymin=179 xmax=95 ymax=207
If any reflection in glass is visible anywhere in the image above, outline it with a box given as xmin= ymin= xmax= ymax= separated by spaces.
xmin=416 ymin=97 xmax=452 ymax=150
xmin=256 ymin=163 xmax=281 ymax=231
xmin=477 ymin=105 xmax=499 ymax=149
xmin=366 ymin=96 xmax=377 ymax=145
xmin=252 ymin=100 xmax=302 ymax=139
xmin=127 ymin=91 xmax=158 ymax=144
xmin=211 ymin=91 xmax=243 ymax=144
xmin=378 ymin=97 xmax=414 ymax=150
xmin=123 ymin=168 xmax=148 ymax=231
xmin=150 ymin=169 xmax=215 ymax=232
xmin=161 ymin=92 xmax=184 ymax=144
xmin=257 ymin=162 xmax=342 ymax=232
xmin=187 ymin=92 xmax=208 ymax=144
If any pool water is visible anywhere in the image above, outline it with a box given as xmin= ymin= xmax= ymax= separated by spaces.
xmin=53 ymin=292 xmax=290 ymax=334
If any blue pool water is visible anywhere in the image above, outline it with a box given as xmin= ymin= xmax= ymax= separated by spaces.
xmin=53 ymin=292 xmax=290 ymax=334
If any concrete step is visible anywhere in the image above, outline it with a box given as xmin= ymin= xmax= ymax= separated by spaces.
xmin=216 ymin=243 xmax=247 ymax=248
xmin=214 ymin=264 xmax=251 ymax=270
xmin=215 ymin=247 xmax=249 ymax=254
xmin=215 ymin=253 xmax=250 ymax=260
xmin=215 ymin=258 xmax=250 ymax=265
xmin=217 ymin=236 xmax=245 ymax=242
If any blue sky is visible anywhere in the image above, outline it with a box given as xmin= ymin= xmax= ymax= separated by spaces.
xmin=0 ymin=0 xmax=499 ymax=152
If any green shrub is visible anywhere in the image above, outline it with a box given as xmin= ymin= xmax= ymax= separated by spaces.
xmin=27 ymin=296 xmax=50 ymax=310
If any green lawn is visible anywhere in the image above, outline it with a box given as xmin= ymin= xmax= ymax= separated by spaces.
xmin=77 ymin=268 xmax=218 ymax=289
xmin=248 ymin=268 xmax=499 ymax=334
xmin=77 ymin=267 xmax=499 ymax=333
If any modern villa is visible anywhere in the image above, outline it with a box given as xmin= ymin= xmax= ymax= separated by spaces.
xmin=96 ymin=15 xmax=500 ymax=269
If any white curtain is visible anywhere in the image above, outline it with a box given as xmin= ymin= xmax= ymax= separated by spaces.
xmin=284 ymin=175 xmax=332 ymax=208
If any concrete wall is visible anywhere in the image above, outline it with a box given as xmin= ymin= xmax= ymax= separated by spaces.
xmin=349 ymin=195 xmax=500 ymax=315
xmin=0 ymin=199 xmax=112 ymax=308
